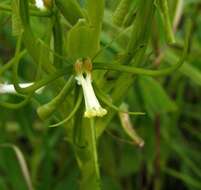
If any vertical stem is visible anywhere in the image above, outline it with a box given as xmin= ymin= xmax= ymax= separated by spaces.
xmin=75 ymin=118 xmax=101 ymax=190
xmin=112 ymin=0 xmax=132 ymax=27
xmin=159 ymin=0 xmax=175 ymax=44
xmin=173 ymin=0 xmax=183 ymax=32
xmin=89 ymin=118 xmax=101 ymax=180
xmin=53 ymin=10 xmax=63 ymax=67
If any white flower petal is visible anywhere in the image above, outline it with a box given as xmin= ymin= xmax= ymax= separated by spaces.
xmin=75 ymin=73 xmax=107 ymax=118
xmin=35 ymin=0 xmax=46 ymax=10
xmin=0 ymin=83 xmax=43 ymax=94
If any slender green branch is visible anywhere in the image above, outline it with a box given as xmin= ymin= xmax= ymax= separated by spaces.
xmin=11 ymin=35 xmax=72 ymax=94
xmin=93 ymin=56 xmax=185 ymax=77
xmin=49 ymin=90 xmax=82 ymax=127
xmin=13 ymin=65 xmax=73 ymax=94
xmin=0 ymin=93 xmax=33 ymax=109
xmin=0 ymin=50 xmax=26 ymax=76
xmin=94 ymin=22 xmax=190 ymax=76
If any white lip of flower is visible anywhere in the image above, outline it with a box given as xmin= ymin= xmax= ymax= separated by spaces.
xmin=35 ymin=0 xmax=46 ymax=10
xmin=75 ymin=63 xmax=107 ymax=118
xmin=0 ymin=83 xmax=43 ymax=94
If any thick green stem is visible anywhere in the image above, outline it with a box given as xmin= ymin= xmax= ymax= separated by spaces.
xmin=74 ymin=118 xmax=101 ymax=190
xmin=89 ymin=118 xmax=101 ymax=180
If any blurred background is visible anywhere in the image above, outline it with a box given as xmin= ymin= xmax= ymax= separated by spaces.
xmin=0 ymin=0 xmax=201 ymax=190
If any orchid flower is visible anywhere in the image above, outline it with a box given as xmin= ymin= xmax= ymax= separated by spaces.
xmin=75 ymin=59 xmax=107 ymax=118
xmin=35 ymin=0 xmax=46 ymax=10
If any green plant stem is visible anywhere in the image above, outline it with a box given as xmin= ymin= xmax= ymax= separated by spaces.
xmin=49 ymin=91 xmax=82 ymax=127
xmin=157 ymin=0 xmax=175 ymax=44
xmin=0 ymin=93 xmax=33 ymax=109
xmin=53 ymin=10 xmax=63 ymax=67
xmin=112 ymin=0 xmax=132 ymax=27
xmin=93 ymin=53 xmax=186 ymax=77
xmin=173 ymin=0 xmax=183 ymax=31
xmin=11 ymin=35 xmax=72 ymax=94
xmin=89 ymin=118 xmax=101 ymax=180
xmin=13 ymin=65 xmax=72 ymax=94
xmin=74 ymin=118 xmax=102 ymax=190
xmin=0 ymin=50 xmax=26 ymax=76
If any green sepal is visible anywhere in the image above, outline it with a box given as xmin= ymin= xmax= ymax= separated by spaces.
xmin=86 ymin=0 xmax=104 ymax=27
xmin=67 ymin=19 xmax=100 ymax=60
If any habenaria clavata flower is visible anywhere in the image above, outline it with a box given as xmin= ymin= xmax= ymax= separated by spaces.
xmin=75 ymin=59 xmax=107 ymax=118
xmin=35 ymin=0 xmax=46 ymax=10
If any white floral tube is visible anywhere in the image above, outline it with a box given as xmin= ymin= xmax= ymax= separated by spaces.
xmin=75 ymin=59 xmax=107 ymax=118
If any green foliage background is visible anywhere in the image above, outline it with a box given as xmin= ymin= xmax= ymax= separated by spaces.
xmin=0 ymin=0 xmax=201 ymax=190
